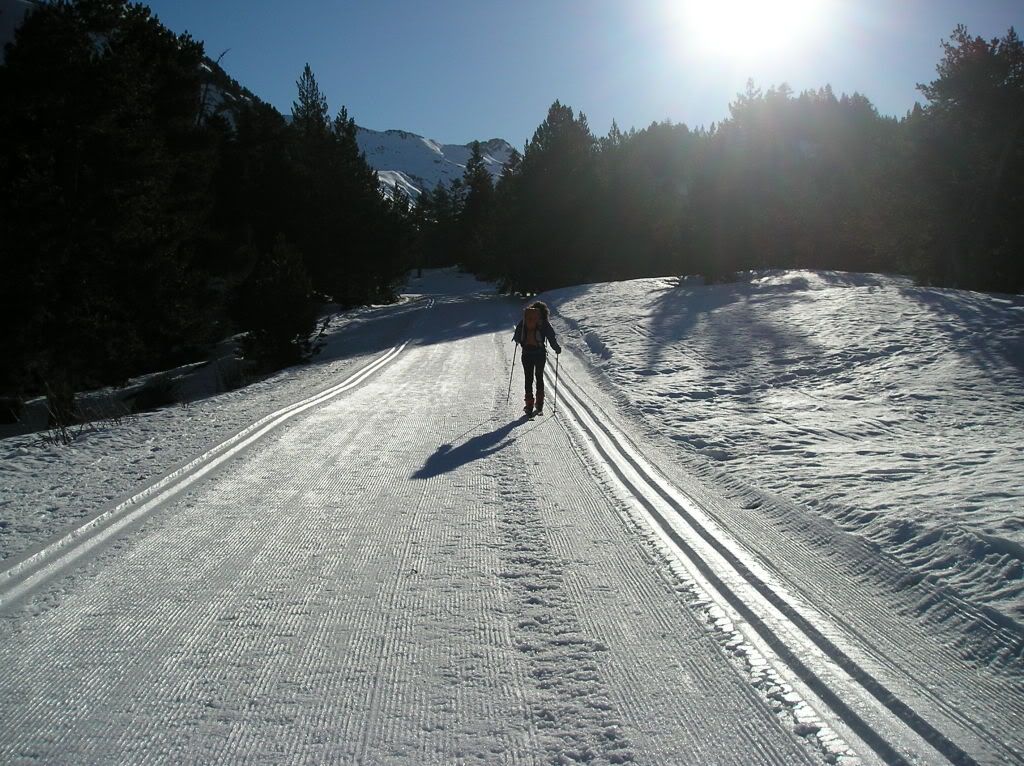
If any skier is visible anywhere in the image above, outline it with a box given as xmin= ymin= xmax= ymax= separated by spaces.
xmin=512 ymin=301 xmax=561 ymax=416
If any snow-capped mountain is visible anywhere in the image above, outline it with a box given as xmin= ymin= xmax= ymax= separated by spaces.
xmin=2 ymin=0 xmax=513 ymax=201
xmin=356 ymin=128 xmax=514 ymax=199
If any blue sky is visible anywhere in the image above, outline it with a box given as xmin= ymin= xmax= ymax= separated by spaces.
xmin=143 ymin=1 xmax=1020 ymax=147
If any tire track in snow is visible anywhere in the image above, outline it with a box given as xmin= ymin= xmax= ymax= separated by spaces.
xmin=549 ymin=359 xmax=1018 ymax=765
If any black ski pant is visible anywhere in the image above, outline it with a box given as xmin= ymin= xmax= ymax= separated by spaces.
xmin=522 ymin=352 xmax=546 ymax=399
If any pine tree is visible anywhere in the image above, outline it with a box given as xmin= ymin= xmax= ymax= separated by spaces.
xmin=504 ymin=101 xmax=597 ymax=292
xmin=235 ymin=235 xmax=317 ymax=368
xmin=914 ymin=26 xmax=1024 ymax=291
xmin=459 ymin=141 xmax=495 ymax=275
xmin=291 ymin=63 xmax=330 ymax=139
xmin=0 ymin=0 xmax=218 ymax=406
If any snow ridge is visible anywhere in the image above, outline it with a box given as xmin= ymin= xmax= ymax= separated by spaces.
xmin=355 ymin=127 xmax=514 ymax=199
xmin=546 ymin=270 xmax=1024 ymax=625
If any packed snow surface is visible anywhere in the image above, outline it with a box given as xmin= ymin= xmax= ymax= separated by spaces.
xmin=1 ymin=269 xmax=836 ymax=765
xmin=3 ymin=268 xmax=1022 ymax=630
xmin=545 ymin=271 xmax=1024 ymax=623
xmin=0 ymin=286 xmax=464 ymax=563
xmin=3 ymin=268 xmax=1023 ymax=763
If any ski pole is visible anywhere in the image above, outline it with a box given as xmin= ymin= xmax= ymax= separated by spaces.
xmin=552 ymin=352 xmax=560 ymax=414
xmin=506 ymin=343 xmax=518 ymax=404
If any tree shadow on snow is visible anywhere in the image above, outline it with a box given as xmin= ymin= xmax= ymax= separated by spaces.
xmin=644 ymin=274 xmax=823 ymax=395
xmin=408 ymin=293 xmax=522 ymax=347
xmin=411 ymin=415 xmax=539 ymax=479
xmin=898 ymin=286 xmax=1024 ymax=377
xmin=314 ymin=292 xmax=522 ymax=369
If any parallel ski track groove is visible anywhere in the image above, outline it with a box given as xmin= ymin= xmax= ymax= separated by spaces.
xmin=538 ymin=396 xmax=817 ymax=765
xmin=549 ymin=504 xmax=808 ymax=766
xmin=598 ymin=331 xmax=1024 ymax=761
xmin=0 ymin=347 xmax=433 ymax=763
xmin=631 ymin=323 xmax=1024 ymax=680
xmin=0 ymin=342 xmax=409 ymax=609
xmin=549 ymin=363 xmax=996 ymax=766
xmin=691 ymin=458 xmax=1024 ymax=712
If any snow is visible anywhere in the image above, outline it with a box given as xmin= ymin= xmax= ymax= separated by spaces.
xmin=2 ymin=267 xmax=1022 ymax=763
xmin=0 ymin=277 xmax=839 ymax=763
xmin=356 ymin=127 xmax=513 ymax=198
xmin=543 ymin=270 xmax=1024 ymax=623
xmin=375 ymin=169 xmax=421 ymax=200
xmin=0 ymin=270 xmax=491 ymax=564
xmin=3 ymin=267 xmax=1022 ymax=628
xmin=198 ymin=81 xmax=239 ymax=128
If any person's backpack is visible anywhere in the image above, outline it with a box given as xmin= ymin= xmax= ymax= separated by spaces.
xmin=522 ymin=307 xmax=543 ymax=348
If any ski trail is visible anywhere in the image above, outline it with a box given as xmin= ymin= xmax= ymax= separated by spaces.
xmin=0 ymin=342 xmax=408 ymax=608
xmin=547 ymin=353 xmax=1022 ymax=765
xmin=0 ymin=294 xmax=847 ymax=763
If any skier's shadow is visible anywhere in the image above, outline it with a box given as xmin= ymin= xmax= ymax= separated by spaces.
xmin=411 ymin=416 xmax=533 ymax=479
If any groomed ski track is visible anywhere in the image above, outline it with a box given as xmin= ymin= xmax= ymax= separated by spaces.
xmin=1 ymin=278 xmax=1020 ymax=764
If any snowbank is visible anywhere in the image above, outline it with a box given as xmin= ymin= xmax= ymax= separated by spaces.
xmin=0 ymin=269 xmax=492 ymax=563
xmin=546 ymin=271 xmax=1024 ymax=622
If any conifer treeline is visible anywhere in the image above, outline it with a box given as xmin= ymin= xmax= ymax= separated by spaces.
xmin=419 ymin=25 xmax=1023 ymax=296
xmin=0 ymin=0 xmax=410 ymax=414
xmin=1 ymin=4 xmax=1020 ymax=419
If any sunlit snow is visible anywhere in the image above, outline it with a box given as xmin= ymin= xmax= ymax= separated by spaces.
xmin=355 ymin=128 xmax=513 ymax=199
xmin=2 ymin=269 xmax=1021 ymax=628
xmin=545 ymin=270 xmax=1024 ymax=622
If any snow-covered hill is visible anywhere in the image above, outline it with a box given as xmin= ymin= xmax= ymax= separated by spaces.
xmin=545 ymin=271 xmax=1024 ymax=623
xmin=356 ymin=128 xmax=514 ymax=199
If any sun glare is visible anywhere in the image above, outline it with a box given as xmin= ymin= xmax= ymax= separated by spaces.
xmin=670 ymin=0 xmax=829 ymax=64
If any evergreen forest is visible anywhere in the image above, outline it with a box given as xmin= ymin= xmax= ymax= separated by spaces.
xmin=1 ymin=0 xmax=1020 ymax=423
xmin=423 ymin=25 xmax=1023 ymax=296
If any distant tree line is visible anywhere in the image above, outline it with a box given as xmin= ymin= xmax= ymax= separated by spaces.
xmin=417 ymin=25 xmax=1023 ymax=296
xmin=1 ymin=4 xmax=1020 ymax=425
xmin=0 ymin=0 xmax=411 ymax=422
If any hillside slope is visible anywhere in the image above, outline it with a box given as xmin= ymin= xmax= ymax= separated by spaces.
xmin=546 ymin=270 xmax=1024 ymax=624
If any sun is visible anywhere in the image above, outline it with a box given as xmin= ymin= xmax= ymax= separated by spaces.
xmin=669 ymin=0 xmax=829 ymax=64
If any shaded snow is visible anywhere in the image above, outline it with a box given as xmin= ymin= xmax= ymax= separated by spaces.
xmin=0 ymin=270 xmax=493 ymax=563
xmin=546 ymin=270 xmax=1024 ymax=622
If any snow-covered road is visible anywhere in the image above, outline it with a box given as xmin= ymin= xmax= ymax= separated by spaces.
xmin=1 ymin=278 xmax=1020 ymax=764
